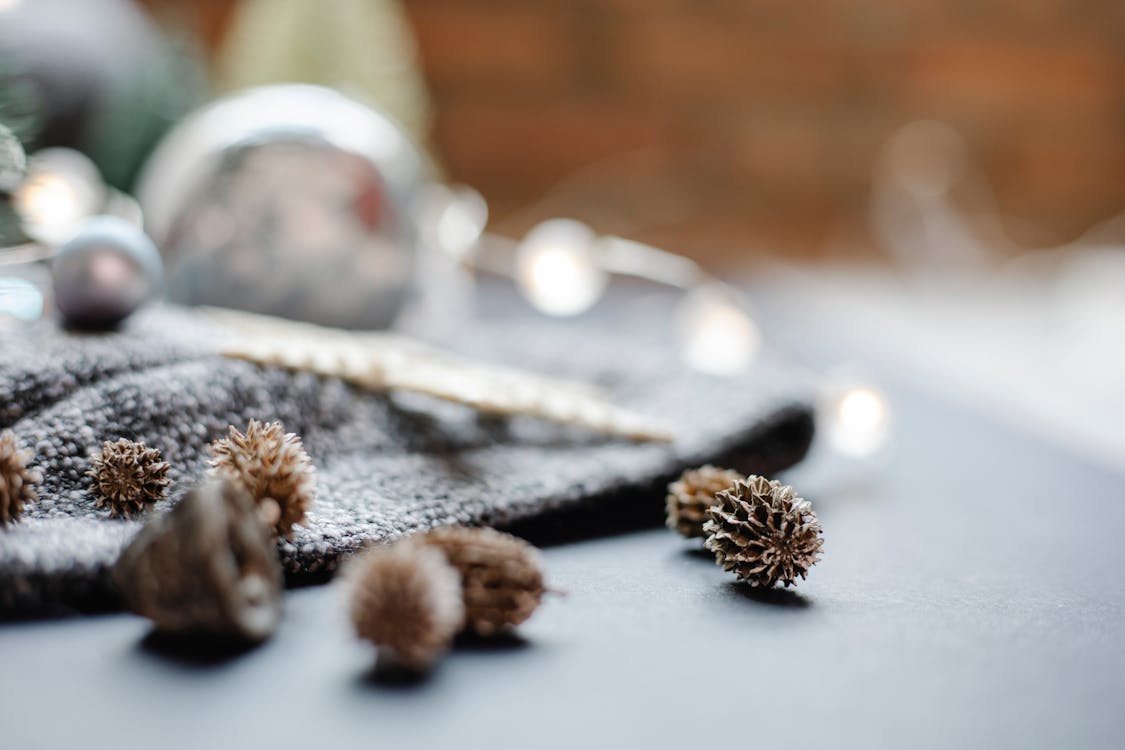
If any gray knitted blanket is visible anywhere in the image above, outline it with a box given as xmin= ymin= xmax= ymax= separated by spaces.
xmin=0 ymin=304 xmax=814 ymax=617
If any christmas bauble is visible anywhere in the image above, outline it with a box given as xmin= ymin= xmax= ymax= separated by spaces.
xmin=136 ymin=85 xmax=431 ymax=330
xmin=52 ymin=215 xmax=163 ymax=329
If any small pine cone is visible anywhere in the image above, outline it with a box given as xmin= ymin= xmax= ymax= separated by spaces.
xmin=209 ymin=419 xmax=315 ymax=538
xmin=420 ymin=526 xmax=546 ymax=635
xmin=348 ymin=541 xmax=465 ymax=671
xmin=0 ymin=430 xmax=39 ymax=527
xmin=666 ymin=465 xmax=742 ymax=539
xmin=88 ymin=438 xmax=171 ymax=518
xmin=703 ymin=475 xmax=823 ymax=588
xmin=113 ymin=478 xmax=283 ymax=641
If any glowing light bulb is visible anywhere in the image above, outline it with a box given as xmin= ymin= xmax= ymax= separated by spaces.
xmin=516 ymin=219 xmax=607 ymax=316
xmin=820 ymin=377 xmax=891 ymax=458
xmin=13 ymin=148 xmax=104 ymax=246
xmin=18 ymin=173 xmax=78 ymax=221
xmin=676 ymin=285 xmax=761 ymax=375
xmin=434 ymin=185 xmax=488 ymax=259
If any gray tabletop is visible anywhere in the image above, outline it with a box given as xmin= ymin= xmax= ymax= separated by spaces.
xmin=2 ymin=301 xmax=1123 ymax=750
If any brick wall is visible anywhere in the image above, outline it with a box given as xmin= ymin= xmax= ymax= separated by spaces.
xmin=402 ymin=0 xmax=1125 ymax=264
xmin=143 ymin=0 xmax=1125 ymax=265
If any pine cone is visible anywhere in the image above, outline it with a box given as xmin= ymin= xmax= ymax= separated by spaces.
xmin=113 ymin=478 xmax=283 ymax=641
xmin=703 ymin=475 xmax=823 ymax=588
xmin=348 ymin=541 xmax=465 ymax=671
xmin=209 ymin=420 xmax=315 ymax=538
xmin=420 ymin=526 xmax=546 ymax=635
xmin=0 ymin=429 xmax=39 ymax=527
xmin=88 ymin=438 xmax=171 ymax=518
xmin=666 ymin=465 xmax=742 ymax=539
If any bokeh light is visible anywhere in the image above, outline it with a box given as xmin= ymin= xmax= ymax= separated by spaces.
xmin=433 ymin=185 xmax=488 ymax=260
xmin=820 ymin=377 xmax=892 ymax=458
xmin=516 ymin=219 xmax=607 ymax=316
xmin=14 ymin=148 xmax=105 ymax=246
xmin=676 ymin=285 xmax=761 ymax=375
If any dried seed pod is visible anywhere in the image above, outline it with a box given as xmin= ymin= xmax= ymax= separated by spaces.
xmin=113 ymin=478 xmax=283 ymax=641
xmin=0 ymin=429 xmax=39 ymax=528
xmin=420 ymin=526 xmax=546 ymax=635
xmin=208 ymin=419 xmax=315 ymax=538
xmin=348 ymin=541 xmax=464 ymax=671
xmin=703 ymin=475 xmax=823 ymax=588
xmin=666 ymin=464 xmax=742 ymax=539
xmin=88 ymin=438 xmax=171 ymax=518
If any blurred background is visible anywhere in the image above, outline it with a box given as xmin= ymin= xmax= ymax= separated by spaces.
xmin=3 ymin=0 xmax=1123 ymax=264
xmin=155 ymin=0 xmax=1125 ymax=265
xmin=1 ymin=0 xmax=1123 ymax=468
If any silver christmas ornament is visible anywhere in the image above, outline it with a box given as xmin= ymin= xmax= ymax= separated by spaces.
xmin=51 ymin=215 xmax=163 ymax=329
xmin=136 ymin=84 xmax=431 ymax=330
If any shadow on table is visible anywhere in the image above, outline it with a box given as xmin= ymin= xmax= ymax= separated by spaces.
xmin=724 ymin=581 xmax=811 ymax=608
xmin=355 ymin=630 xmax=534 ymax=690
xmin=137 ymin=629 xmax=265 ymax=667
xmin=453 ymin=629 xmax=530 ymax=653
xmin=356 ymin=659 xmax=433 ymax=690
xmin=681 ymin=546 xmax=713 ymax=561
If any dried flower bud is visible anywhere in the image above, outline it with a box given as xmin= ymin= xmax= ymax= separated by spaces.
xmin=113 ymin=478 xmax=283 ymax=641
xmin=87 ymin=438 xmax=170 ymax=518
xmin=666 ymin=465 xmax=742 ymax=539
xmin=703 ymin=475 xmax=823 ymax=588
xmin=208 ymin=419 xmax=315 ymax=538
xmin=348 ymin=541 xmax=464 ymax=671
xmin=420 ymin=526 xmax=546 ymax=635
xmin=0 ymin=429 xmax=39 ymax=528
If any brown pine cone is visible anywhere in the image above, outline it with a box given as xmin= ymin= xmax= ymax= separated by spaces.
xmin=113 ymin=478 xmax=283 ymax=641
xmin=666 ymin=465 xmax=742 ymax=539
xmin=209 ymin=419 xmax=315 ymax=538
xmin=88 ymin=438 xmax=171 ymax=518
xmin=420 ymin=526 xmax=546 ymax=636
xmin=348 ymin=541 xmax=465 ymax=671
xmin=0 ymin=429 xmax=39 ymax=528
xmin=703 ymin=475 xmax=823 ymax=588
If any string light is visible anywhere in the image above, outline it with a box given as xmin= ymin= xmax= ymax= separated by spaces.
xmin=432 ymin=185 xmax=488 ymax=260
xmin=475 ymin=217 xmax=764 ymax=374
xmin=515 ymin=218 xmax=607 ymax=316
xmin=13 ymin=148 xmax=105 ymax=246
xmin=820 ymin=374 xmax=891 ymax=458
xmin=676 ymin=284 xmax=761 ymax=375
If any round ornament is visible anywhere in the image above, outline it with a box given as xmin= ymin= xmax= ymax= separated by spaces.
xmin=51 ymin=215 xmax=163 ymax=329
xmin=136 ymin=84 xmax=431 ymax=330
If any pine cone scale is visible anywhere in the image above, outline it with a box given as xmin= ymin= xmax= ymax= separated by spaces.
xmin=704 ymin=475 xmax=823 ymax=588
xmin=208 ymin=420 xmax=315 ymax=538
xmin=420 ymin=526 xmax=546 ymax=636
xmin=349 ymin=542 xmax=464 ymax=671
xmin=87 ymin=438 xmax=171 ymax=518
xmin=0 ymin=430 xmax=39 ymax=527
xmin=666 ymin=465 xmax=742 ymax=539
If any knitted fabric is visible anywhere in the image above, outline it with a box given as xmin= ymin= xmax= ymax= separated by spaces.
xmin=0 ymin=304 xmax=814 ymax=616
